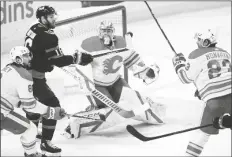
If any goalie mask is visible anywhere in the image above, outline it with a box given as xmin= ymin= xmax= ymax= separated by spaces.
xmin=10 ymin=46 xmax=33 ymax=69
xmin=194 ymin=29 xmax=217 ymax=48
xmin=98 ymin=21 xmax=115 ymax=46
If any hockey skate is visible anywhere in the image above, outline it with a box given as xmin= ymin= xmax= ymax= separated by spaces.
xmin=40 ymin=140 xmax=61 ymax=157
xmin=24 ymin=152 xmax=42 ymax=157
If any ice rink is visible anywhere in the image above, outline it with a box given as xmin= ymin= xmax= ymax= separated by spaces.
xmin=1 ymin=5 xmax=231 ymax=156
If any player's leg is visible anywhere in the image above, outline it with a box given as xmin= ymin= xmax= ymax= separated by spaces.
xmin=185 ymin=93 xmax=231 ymax=156
xmin=63 ymin=81 xmax=126 ymax=138
xmin=1 ymin=110 xmax=41 ymax=157
xmin=110 ymin=78 xmax=165 ymax=124
xmin=32 ymin=78 xmax=61 ymax=156
xmin=25 ymin=112 xmax=41 ymax=127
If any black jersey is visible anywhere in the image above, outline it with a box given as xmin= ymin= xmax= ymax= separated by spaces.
xmin=25 ymin=22 xmax=74 ymax=78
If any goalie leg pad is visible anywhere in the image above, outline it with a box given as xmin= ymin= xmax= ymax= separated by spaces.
xmin=118 ymin=86 xmax=166 ymax=124
xmin=63 ymin=107 xmax=125 ymax=139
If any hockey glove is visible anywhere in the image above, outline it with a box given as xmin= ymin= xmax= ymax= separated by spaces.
xmin=143 ymin=63 xmax=160 ymax=85
xmin=172 ymin=53 xmax=187 ymax=73
xmin=146 ymin=68 xmax=156 ymax=79
xmin=44 ymin=107 xmax=66 ymax=120
xmin=73 ymin=50 xmax=93 ymax=66
xmin=213 ymin=113 xmax=231 ymax=129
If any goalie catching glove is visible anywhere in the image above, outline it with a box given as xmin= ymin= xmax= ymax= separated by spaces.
xmin=133 ymin=62 xmax=160 ymax=85
xmin=172 ymin=53 xmax=187 ymax=73
xmin=43 ymin=107 xmax=66 ymax=120
xmin=73 ymin=50 xmax=93 ymax=66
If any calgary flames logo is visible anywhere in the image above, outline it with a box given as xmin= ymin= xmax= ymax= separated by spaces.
xmin=103 ymin=55 xmax=123 ymax=75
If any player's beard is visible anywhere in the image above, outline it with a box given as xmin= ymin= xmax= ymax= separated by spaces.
xmin=48 ymin=22 xmax=56 ymax=29
xmin=46 ymin=19 xmax=56 ymax=29
xmin=24 ymin=61 xmax=32 ymax=70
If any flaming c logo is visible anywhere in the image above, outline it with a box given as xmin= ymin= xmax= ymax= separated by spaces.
xmin=103 ymin=55 xmax=123 ymax=75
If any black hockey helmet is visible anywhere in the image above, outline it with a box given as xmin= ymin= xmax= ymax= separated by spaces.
xmin=36 ymin=5 xmax=57 ymax=19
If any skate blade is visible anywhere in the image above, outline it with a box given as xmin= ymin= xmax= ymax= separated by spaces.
xmin=41 ymin=150 xmax=61 ymax=157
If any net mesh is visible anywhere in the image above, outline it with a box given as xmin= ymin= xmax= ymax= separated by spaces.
xmin=55 ymin=7 xmax=125 ymax=54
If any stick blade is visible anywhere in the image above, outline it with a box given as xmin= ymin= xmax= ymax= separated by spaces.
xmin=126 ymin=125 xmax=149 ymax=142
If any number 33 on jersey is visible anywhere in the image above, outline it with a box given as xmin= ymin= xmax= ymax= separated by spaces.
xmin=176 ymin=47 xmax=231 ymax=102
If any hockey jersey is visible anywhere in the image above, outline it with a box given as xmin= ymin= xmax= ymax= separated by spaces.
xmin=1 ymin=64 xmax=47 ymax=116
xmin=177 ymin=47 xmax=231 ymax=102
xmin=81 ymin=36 xmax=148 ymax=86
xmin=25 ymin=22 xmax=74 ymax=79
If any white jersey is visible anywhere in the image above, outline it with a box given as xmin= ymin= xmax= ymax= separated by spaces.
xmin=177 ymin=47 xmax=231 ymax=102
xmin=81 ymin=36 xmax=148 ymax=86
xmin=1 ymin=64 xmax=47 ymax=116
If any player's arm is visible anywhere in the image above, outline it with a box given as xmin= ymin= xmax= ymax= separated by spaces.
xmin=16 ymin=77 xmax=65 ymax=120
xmin=172 ymin=53 xmax=198 ymax=84
xmin=47 ymin=48 xmax=93 ymax=67
xmin=124 ymin=50 xmax=160 ymax=84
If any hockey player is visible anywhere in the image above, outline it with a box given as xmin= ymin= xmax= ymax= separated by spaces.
xmin=1 ymin=46 xmax=66 ymax=157
xmin=63 ymin=21 xmax=166 ymax=138
xmin=172 ymin=29 xmax=231 ymax=156
xmin=24 ymin=5 xmax=93 ymax=156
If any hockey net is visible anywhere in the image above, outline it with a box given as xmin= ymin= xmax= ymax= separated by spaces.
xmin=48 ymin=5 xmax=128 ymax=96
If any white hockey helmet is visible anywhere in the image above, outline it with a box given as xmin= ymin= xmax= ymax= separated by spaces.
xmin=194 ymin=29 xmax=217 ymax=48
xmin=98 ymin=21 xmax=115 ymax=39
xmin=10 ymin=46 xmax=33 ymax=67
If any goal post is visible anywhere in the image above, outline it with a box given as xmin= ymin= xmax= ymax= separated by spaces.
xmin=55 ymin=5 xmax=128 ymax=83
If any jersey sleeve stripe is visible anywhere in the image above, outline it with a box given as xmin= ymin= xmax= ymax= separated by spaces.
xmin=21 ymin=100 xmax=36 ymax=109
xmin=124 ymin=51 xmax=136 ymax=63
xmin=124 ymin=53 xmax=139 ymax=66
xmin=19 ymin=97 xmax=35 ymax=101
xmin=45 ymin=46 xmax=59 ymax=53
xmin=199 ymin=79 xmax=231 ymax=98
xmin=178 ymin=70 xmax=192 ymax=84
xmin=1 ymin=97 xmax=13 ymax=111
xmin=199 ymin=78 xmax=231 ymax=94
xmin=125 ymin=56 xmax=140 ymax=69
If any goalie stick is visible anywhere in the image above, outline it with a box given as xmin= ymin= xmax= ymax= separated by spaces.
xmin=60 ymin=66 xmax=150 ymax=119
xmin=126 ymin=124 xmax=213 ymax=142
xmin=66 ymin=113 xmax=106 ymax=121
xmin=92 ymin=32 xmax=133 ymax=58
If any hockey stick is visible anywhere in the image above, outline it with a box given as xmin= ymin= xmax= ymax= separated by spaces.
xmin=66 ymin=113 xmax=106 ymax=121
xmin=144 ymin=1 xmax=177 ymax=55
xmin=126 ymin=124 xmax=213 ymax=142
xmin=92 ymin=48 xmax=130 ymax=58
xmin=92 ymin=33 xmax=133 ymax=58
xmin=61 ymin=66 xmax=150 ymax=119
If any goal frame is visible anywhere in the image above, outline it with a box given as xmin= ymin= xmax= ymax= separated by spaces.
xmin=56 ymin=5 xmax=128 ymax=82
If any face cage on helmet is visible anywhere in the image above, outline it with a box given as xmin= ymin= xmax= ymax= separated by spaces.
xmin=99 ymin=28 xmax=115 ymax=39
